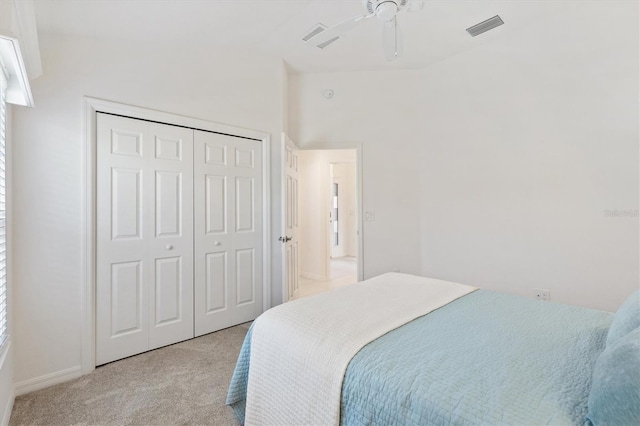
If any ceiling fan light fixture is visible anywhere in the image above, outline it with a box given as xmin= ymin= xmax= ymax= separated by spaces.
xmin=375 ymin=1 xmax=398 ymax=22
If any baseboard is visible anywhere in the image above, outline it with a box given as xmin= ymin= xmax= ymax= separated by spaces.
xmin=1 ymin=387 xmax=14 ymax=426
xmin=301 ymin=271 xmax=327 ymax=281
xmin=15 ymin=366 xmax=82 ymax=396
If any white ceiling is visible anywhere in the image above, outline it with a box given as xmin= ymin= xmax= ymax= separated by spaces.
xmin=33 ymin=0 xmax=575 ymax=73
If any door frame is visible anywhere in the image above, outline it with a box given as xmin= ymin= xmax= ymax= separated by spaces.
xmin=81 ymin=97 xmax=271 ymax=374
xmin=288 ymin=145 xmax=364 ymax=296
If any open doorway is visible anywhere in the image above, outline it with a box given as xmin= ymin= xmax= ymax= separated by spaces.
xmin=329 ymin=163 xmax=358 ymax=282
xmin=291 ymin=148 xmax=361 ymax=300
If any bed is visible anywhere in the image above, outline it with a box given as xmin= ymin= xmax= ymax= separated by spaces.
xmin=227 ymin=272 xmax=640 ymax=426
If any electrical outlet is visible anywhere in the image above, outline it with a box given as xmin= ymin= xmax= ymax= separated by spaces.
xmin=533 ymin=288 xmax=550 ymax=302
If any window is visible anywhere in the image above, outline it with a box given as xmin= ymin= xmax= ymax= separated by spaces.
xmin=0 ymin=69 xmax=7 ymax=347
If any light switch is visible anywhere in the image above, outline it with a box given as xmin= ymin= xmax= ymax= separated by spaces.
xmin=364 ymin=211 xmax=375 ymax=221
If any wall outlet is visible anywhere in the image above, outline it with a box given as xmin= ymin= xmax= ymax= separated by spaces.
xmin=533 ymin=288 xmax=550 ymax=302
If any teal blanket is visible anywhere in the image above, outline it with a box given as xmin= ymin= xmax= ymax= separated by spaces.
xmin=227 ymin=290 xmax=612 ymax=425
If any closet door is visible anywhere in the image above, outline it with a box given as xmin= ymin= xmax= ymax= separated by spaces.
xmin=96 ymin=114 xmax=194 ymax=365
xmin=148 ymin=123 xmax=194 ymax=350
xmin=194 ymin=131 xmax=263 ymax=336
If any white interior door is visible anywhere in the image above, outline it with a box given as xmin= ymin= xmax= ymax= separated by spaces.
xmin=148 ymin=123 xmax=194 ymax=350
xmin=96 ymin=114 xmax=194 ymax=365
xmin=282 ymin=134 xmax=299 ymax=302
xmin=194 ymin=130 xmax=263 ymax=336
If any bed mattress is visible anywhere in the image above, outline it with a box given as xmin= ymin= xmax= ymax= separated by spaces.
xmin=227 ymin=289 xmax=612 ymax=425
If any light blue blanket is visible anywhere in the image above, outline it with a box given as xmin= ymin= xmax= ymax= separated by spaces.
xmin=227 ymin=290 xmax=612 ymax=425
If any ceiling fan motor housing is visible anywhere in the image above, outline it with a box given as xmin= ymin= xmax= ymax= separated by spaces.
xmin=363 ymin=0 xmax=409 ymax=20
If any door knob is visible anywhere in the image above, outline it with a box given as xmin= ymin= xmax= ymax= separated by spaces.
xmin=278 ymin=236 xmax=292 ymax=243
xmin=214 ymin=241 xmax=221 ymax=246
xmin=166 ymin=244 xmax=173 ymax=250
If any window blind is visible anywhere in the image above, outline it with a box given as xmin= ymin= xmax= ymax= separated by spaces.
xmin=0 ymin=69 xmax=7 ymax=347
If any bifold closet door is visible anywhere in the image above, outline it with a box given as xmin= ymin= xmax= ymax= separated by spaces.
xmin=194 ymin=130 xmax=263 ymax=336
xmin=96 ymin=113 xmax=194 ymax=365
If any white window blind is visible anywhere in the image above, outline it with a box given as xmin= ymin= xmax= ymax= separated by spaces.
xmin=0 ymin=69 xmax=7 ymax=347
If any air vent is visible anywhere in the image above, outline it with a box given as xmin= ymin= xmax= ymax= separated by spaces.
xmin=302 ymin=24 xmax=327 ymax=42
xmin=466 ymin=15 xmax=504 ymax=37
xmin=317 ymin=36 xmax=340 ymax=49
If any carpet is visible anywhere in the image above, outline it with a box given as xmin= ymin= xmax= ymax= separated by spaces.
xmin=10 ymin=323 xmax=250 ymax=425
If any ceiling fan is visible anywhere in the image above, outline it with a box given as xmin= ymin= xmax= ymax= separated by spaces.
xmin=307 ymin=0 xmax=423 ymax=61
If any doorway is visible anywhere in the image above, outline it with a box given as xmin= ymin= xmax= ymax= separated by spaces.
xmin=291 ymin=149 xmax=360 ymax=300
xmin=329 ymin=162 xmax=358 ymax=283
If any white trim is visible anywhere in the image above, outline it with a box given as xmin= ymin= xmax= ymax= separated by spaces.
xmin=300 ymin=271 xmax=326 ymax=281
xmin=82 ymin=97 xmax=272 ymax=374
xmin=15 ymin=366 xmax=82 ymax=396
xmin=0 ymin=387 xmax=14 ymax=426
xmin=356 ymin=144 xmax=364 ymax=281
xmin=0 ymin=35 xmax=33 ymax=107
xmin=280 ymin=134 xmax=286 ymax=303
xmin=262 ymin=134 xmax=271 ymax=312
xmin=81 ymin=98 xmax=96 ymax=375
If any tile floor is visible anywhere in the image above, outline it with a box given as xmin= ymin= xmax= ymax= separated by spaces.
xmin=291 ymin=256 xmax=357 ymax=300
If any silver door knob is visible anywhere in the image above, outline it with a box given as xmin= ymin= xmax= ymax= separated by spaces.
xmin=214 ymin=241 xmax=221 ymax=246
xmin=166 ymin=244 xmax=173 ymax=250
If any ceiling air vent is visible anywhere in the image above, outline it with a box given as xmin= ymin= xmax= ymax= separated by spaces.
xmin=466 ymin=15 xmax=504 ymax=37
xmin=317 ymin=36 xmax=340 ymax=49
xmin=302 ymin=24 xmax=328 ymax=42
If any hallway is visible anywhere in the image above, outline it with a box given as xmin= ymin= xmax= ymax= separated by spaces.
xmin=291 ymin=257 xmax=357 ymax=300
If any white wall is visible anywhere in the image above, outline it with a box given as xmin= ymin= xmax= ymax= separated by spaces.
xmin=417 ymin=2 xmax=638 ymax=311
xmin=289 ymin=1 xmax=639 ymax=312
xmin=11 ymin=34 xmax=285 ymax=387
xmin=290 ymin=71 xmax=425 ymax=279
xmin=298 ymin=150 xmax=356 ymax=280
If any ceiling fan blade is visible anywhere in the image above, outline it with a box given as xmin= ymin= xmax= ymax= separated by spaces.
xmin=308 ymin=13 xmax=374 ymax=46
xmin=382 ymin=17 xmax=403 ymax=61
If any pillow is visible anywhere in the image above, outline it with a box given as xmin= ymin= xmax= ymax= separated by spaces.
xmin=587 ymin=328 xmax=640 ymax=426
xmin=606 ymin=290 xmax=640 ymax=346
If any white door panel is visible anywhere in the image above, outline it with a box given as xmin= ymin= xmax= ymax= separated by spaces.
xmin=97 ymin=113 xmax=263 ymax=363
xmin=194 ymin=131 xmax=262 ymax=335
xmin=97 ymin=114 xmax=150 ymax=365
xmin=205 ymin=252 xmax=227 ymax=313
xmin=148 ymin=122 xmax=194 ymax=350
xmin=282 ymin=134 xmax=299 ymax=302
xmin=97 ymin=115 xmax=194 ymax=364
xmin=110 ymin=260 xmax=144 ymax=336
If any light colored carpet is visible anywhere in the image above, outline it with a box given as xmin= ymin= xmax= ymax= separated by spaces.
xmin=10 ymin=323 xmax=250 ymax=425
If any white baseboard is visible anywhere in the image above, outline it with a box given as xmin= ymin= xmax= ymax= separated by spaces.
xmin=15 ymin=366 xmax=82 ymax=396
xmin=1 ymin=387 xmax=14 ymax=426
xmin=301 ymin=271 xmax=328 ymax=281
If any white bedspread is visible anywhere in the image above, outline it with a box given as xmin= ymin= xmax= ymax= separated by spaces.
xmin=244 ymin=272 xmax=476 ymax=426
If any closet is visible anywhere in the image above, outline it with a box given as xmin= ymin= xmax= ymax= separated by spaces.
xmin=95 ymin=113 xmax=263 ymax=365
